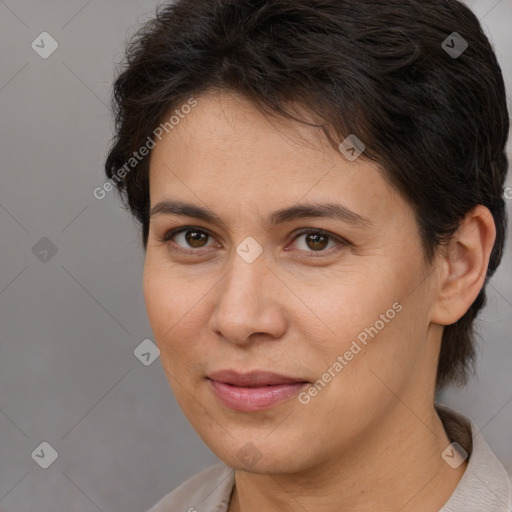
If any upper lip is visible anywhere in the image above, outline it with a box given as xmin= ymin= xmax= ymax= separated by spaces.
xmin=208 ymin=370 xmax=309 ymax=387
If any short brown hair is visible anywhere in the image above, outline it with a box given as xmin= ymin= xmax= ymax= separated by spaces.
xmin=105 ymin=0 xmax=509 ymax=389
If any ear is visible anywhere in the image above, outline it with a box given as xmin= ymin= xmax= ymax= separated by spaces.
xmin=430 ymin=205 xmax=496 ymax=326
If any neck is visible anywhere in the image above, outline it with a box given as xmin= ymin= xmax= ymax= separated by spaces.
xmin=228 ymin=404 xmax=467 ymax=512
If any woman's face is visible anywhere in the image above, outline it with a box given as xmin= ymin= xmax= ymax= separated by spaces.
xmin=143 ymin=90 xmax=442 ymax=473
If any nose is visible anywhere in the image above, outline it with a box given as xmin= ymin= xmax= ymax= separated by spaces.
xmin=208 ymin=250 xmax=288 ymax=345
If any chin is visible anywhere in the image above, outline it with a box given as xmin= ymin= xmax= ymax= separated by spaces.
xmin=203 ymin=435 xmax=312 ymax=475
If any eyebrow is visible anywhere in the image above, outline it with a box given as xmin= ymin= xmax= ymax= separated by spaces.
xmin=149 ymin=200 xmax=373 ymax=229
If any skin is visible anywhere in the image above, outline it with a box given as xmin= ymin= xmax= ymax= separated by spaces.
xmin=143 ymin=90 xmax=496 ymax=512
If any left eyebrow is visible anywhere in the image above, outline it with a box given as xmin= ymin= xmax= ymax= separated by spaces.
xmin=149 ymin=200 xmax=374 ymax=229
xmin=268 ymin=202 xmax=373 ymax=229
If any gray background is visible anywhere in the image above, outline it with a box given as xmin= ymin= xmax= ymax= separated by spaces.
xmin=0 ymin=1 xmax=511 ymax=510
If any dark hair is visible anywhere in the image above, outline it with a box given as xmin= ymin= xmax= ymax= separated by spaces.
xmin=104 ymin=0 xmax=509 ymax=389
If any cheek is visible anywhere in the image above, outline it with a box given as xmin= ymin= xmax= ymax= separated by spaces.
xmin=328 ymin=287 xmax=430 ymax=404
xmin=143 ymin=263 xmax=185 ymax=349
xmin=311 ymin=280 xmax=395 ymax=346
xmin=143 ymin=265 xmax=169 ymax=334
xmin=142 ymin=263 xmax=207 ymax=367
xmin=306 ymin=262 xmax=422 ymax=376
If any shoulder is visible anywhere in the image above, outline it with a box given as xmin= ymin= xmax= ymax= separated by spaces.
xmin=436 ymin=404 xmax=512 ymax=511
xmin=145 ymin=462 xmax=235 ymax=512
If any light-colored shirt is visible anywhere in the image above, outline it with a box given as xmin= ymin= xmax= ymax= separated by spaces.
xmin=146 ymin=405 xmax=512 ymax=511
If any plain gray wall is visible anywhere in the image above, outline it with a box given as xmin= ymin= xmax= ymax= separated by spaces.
xmin=0 ymin=1 xmax=510 ymax=510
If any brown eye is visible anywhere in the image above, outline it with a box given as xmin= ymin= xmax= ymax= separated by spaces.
xmin=304 ymin=233 xmax=329 ymax=251
xmin=184 ymin=230 xmax=209 ymax=248
xmin=291 ymin=230 xmax=340 ymax=254
xmin=160 ymin=226 xmax=347 ymax=257
xmin=160 ymin=227 xmax=215 ymax=252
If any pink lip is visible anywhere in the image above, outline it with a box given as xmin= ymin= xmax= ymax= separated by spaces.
xmin=207 ymin=370 xmax=309 ymax=411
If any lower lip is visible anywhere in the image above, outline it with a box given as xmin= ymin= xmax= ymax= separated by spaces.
xmin=208 ymin=379 xmax=308 ymax=411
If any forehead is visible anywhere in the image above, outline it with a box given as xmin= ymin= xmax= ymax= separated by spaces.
xmin=150 ymin=91 xmax=337 ymax=174
xmin=147 ymin=91 xmax=405 ymax=229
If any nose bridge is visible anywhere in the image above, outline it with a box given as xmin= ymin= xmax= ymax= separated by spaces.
xmin=210 ymin=242 xmax=285 ymax=342
xmin=221 ymin=245 xmax=269 ymax=313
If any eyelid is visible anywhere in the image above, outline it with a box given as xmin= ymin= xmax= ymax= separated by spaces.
xmin=288 ymin=228 xmax=349 ymax=257
xmin=158 ymin=225 xmax=350 ymax=254
xmin=158 ymin=226 xmax=209 ymax=241
xmin=157 ymin=225 xmax=218 ymax=253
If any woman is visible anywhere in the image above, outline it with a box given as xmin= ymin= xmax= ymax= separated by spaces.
xmin=104 ymin=1 xmax=511 ymax=510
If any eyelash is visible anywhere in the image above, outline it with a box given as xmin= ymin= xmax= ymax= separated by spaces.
xmin=157 ymin=226 xmax=349 ymax=257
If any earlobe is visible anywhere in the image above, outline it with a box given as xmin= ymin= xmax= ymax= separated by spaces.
xmin=430 ymin=205 xmax=496 ymax=326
